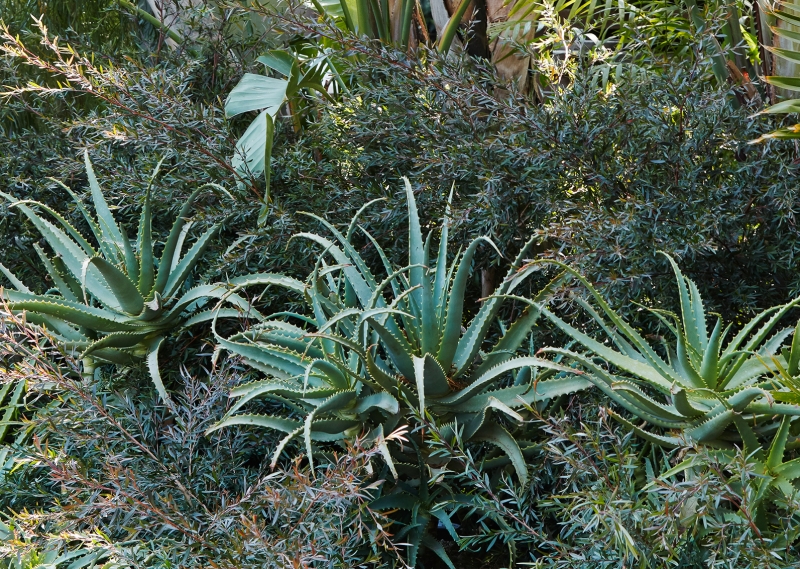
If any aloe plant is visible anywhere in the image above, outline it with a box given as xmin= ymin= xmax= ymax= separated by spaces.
xmin=0 ymin=153 xmax=253 ymax=399
xmin=515 ymin=254 xmax=800 ymax=449
xmin=209 ymin=179 xmax=589 ymax=478
xmin=208 ymin=179 xmax=589 ymax=566
xmin=652 ymin=414 xmax=800 ymax=535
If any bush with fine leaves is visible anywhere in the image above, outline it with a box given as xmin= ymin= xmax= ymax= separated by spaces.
xmin=0 ymin=316 xmax=403 ymax=568
xmin=271 ymin=33 xmax=800 ymax=327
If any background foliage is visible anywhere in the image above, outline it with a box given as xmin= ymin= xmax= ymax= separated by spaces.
xmin=2 ymin=0 xmax=800 ymax=567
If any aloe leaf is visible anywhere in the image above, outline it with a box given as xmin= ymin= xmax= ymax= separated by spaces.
xmin=745 ymin=401 xmax=800 ymax=416
xmin=731 ymin=414 xmax=762 ymax=458
xmin=727 ymin=387 xmax=771 ymax=412
xmin=607 ymin=409 xmax=683 ymax=448
xmin=719 ymin=296 xmax=800 ymax=388
xmin=577 ymin=296 xmax=648 ymax=363
xmin=304 ymin=390 xmax=357 ymax=469
xmin=473 ymin=423 xmax=529 ymax=484
xmin=685 ymin=409 xmax=735 ymax=443
xmin=206 ymin=414 xmax=301 ymax=436
xmin=439 ymin=356 xmax=575 ymax=406
xmin=228 ymin=383 xmax=334 ymax=416
xmin=2 ymin=190 xmax=96 ymax=257
xmin=162 ymin=223 xmax=221 ymax=299
xmin=671 ymin=388 xmax=707 ymax=418
xmin=418 ymin=534 xmax=455 ymax=569
xmin=724 ymin=355 xmax=785 ymax=390
xmin=300 ymin=212 xmax=383 ymax=293
xmin=437 ymin=236 xmax=492 ymax=370
xmin=17 ymin=310 xmax=85 ymax=343
xmin=774 ymin=457 xmax=800 ymax=480
xmin=84 ymin=153 xmax=126 ymax=261
xmin=612 ymin=382 xmax=686 ymax=421
xmin=367 ymin=349 xmax=411 ymax=398
xmin=414 ymin=354 xmax=449 ymax=412
xmin=673 ymin=325 xmax=705 ymax=388
xmin=402 ymin=178 xmax=438 ymax=355
xmin=152 ymin=186 xmax=204 ymax=294
xmin=370 ymin=492 xmax=420 ymax=511
xmin=358 ymin=226 xmax=401 ymax=298
xmin=767 ymin=416 xmax=791 ymax=470
xmin=447 ymin=376 xmax=591 ymax=412
xmin=82 ymin=331 xmax=153 ymax=356
xmin=540 ymin=348 xmax=691 ymax=427
xmin=6 ymin=200 xmax=122 ymax=310
xmin=296 ymin=232 xmax=375 ymax=307
xmin=354 ymin=392 xmax=400 ymax=415
xmin=31 ymin=243 xmax=78 ymax=302
xmin=470 ymin=273 xmax=566 ymax=380
xmin=141 ymin=336 xmax=168 ymax=401
xmin=540 ymin=306 xmax=676 ymax=391
xmin=699 ymin=317 xmax=722 ymax=389
xmin=661 ymin=254 xmax=703 ymax=360
xmin=461 ymin=395 xmax=523 ymax=439
xmin=788 ymin=321 xmax=800 ymax=377
xmin=433 ymin=186 xmax=453 ymax=329
xmin=366 ymin=318 xmax=416 ymax=380
xmin=137 ymin=186 xmax=155 ymax=297
xmin=5 ymin=295 xmax=146 ymax=332
xmin=181 ymin=307 xmax=246 ymax=328
xmin=0 ymin=262 xmax=31 ymax=293
xmin=303 ymin=358 xmax=348 ymax=391
xmin=84 ymin=256 xmax=144 ymax=315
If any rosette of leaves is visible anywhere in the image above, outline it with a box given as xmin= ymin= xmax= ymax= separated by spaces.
xmin=518 ymin=254 xmax=800 ymax=449
xmin=209 ymin=179 xmax=590 ymax=483
xmin=0 ymin=153 xmax=253 ymax=399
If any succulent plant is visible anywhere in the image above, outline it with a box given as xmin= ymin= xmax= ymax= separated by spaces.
xmin=0 ymin=153 xmax=253 ymax=399
xmin=209 ymin=179 xmax=590 ymax=480
xmin=516 ymin=254 xmax=800 ymax=449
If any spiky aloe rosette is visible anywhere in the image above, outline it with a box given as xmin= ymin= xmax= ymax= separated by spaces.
xmin=514 ymin=254 xmax=800 ymax=449
xmin=208 ymin=179 xmax=591 ymax=482
xmin=0 ymin=153 xmax=255 ymax=399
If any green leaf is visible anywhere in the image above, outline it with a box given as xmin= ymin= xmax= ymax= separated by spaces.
xmin=232 ymin=109 xmax=272 ymax=180
xmin=764 ymin=76 xmax=800 ymax=91
xmin=152 ymin=186 xmax=204 ymax=295
xmin=84 ymin=152 xmax=126 ymax=262
xmin=473 ymin=423 xmax=529 ymax=484
xmin=162 ymin=223 xmax=221 ymax=299
xmin=206 ymin=414 xmax=302 ymax=436
xmin=304 ymin=390 xmax=357 ymax=469
xmin=137 ymin=186 xmax=155 ymax=297
xmin=440 ymin=356 xmax=576 ymax=406
xmin=767 ymin=416 xmax=790 ymax=470
xmin=32 ymin=244 xmax=76 ymax=301
xmin=414 ymin=354 xmax=449 ymax=412
xmin=256 ymin=50 xmax=295 ymax=77
xmin=6 ymin=294 xmax=147 ymax=332
xmin=225 ymin=73 xmax=288 ymax=118
xmin=0 ymin=262 xmax=31 ymax=293
xmin=145 ymin=336 xmax=170 ymax=402
xmin=85 ymin=256 xmax=144 ymax=315
xmin=354 ymin=392 xmax=400 ymax=415
xmin=437 ymin=236 xmax=491 ymax=370
xmin=766 ymin=46 xmax=800 ymax=65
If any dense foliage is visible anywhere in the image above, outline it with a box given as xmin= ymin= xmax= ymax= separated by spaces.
xmin=2 ymin=0 xmax=800 ymax=567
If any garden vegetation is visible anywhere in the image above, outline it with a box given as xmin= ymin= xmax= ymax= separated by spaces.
xmin=1 ymin=0 xmax=800 ymax=567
